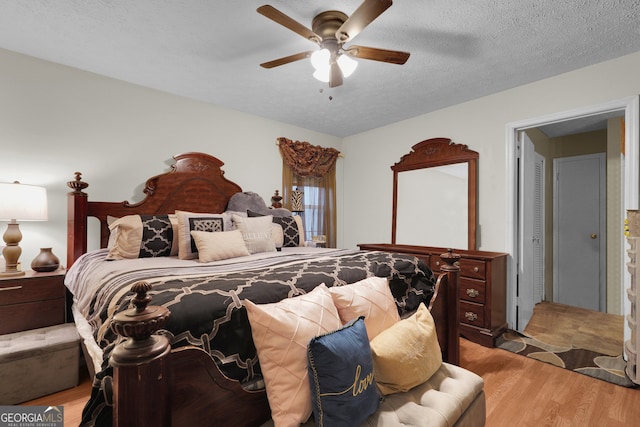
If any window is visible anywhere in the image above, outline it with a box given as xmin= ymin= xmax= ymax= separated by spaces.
xmin=278 ymin=138 xmax=339 ymax=248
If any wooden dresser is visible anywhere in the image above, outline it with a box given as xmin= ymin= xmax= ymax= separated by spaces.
xmin=0 ymin=269 xmax=66 ymax=334
xmin=359 ymin=243 xmax=508 ymax=347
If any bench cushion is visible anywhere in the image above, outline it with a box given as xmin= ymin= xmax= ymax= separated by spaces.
xmin=0 ymin=324 xmax=80 ymax=404
xmin=261 ymin=362 xmax=485 ymax=427
xmin=362 ymin=363 xmax=484 ymax=427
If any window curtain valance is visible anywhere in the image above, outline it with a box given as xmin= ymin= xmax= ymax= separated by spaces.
xmin=277 ymin=137 xmax=341 ymax=177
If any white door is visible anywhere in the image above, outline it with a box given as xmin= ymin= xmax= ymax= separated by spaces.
xmin=553 ymin=153 xmax=606 ymax=311
xmin=517 ymin=133 xmax=545 ymax=331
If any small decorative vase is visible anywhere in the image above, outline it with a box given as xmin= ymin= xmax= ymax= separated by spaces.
xmin=31 ymin=248 xmax=60 ymax=272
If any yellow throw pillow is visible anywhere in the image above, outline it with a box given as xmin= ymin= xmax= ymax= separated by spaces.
xmin=369 ymin=303 xmax=442 ymax=395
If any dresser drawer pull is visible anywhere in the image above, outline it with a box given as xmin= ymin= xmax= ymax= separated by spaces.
xmin=473 ymin=266 xmax=479 ymax=273
xmin=466 ymin=288 xmax=480 ymax=298
xmin=0 ymin=286 xmax=23 ymax=291
xmin=464 ymin=311 xmax=478 ymax=322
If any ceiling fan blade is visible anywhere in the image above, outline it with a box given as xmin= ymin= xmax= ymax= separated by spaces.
xmin=257 ymin=5 xmax=322 ymax=43
xmin=260 ymin=51 xmax=314 ymax=68
xmin=336 ymin=0 xmax=393 ymax=43
xmin=345 ymin=45 xmax=410 ymax=64
xmin=329 ymin=61 xmax=343 ymax=88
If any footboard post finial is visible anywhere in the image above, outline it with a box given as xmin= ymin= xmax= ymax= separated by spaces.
xmin=110 ymin=281 xmax=172 ymax=427
xmin=440 ymin=249 xmax=461 ymax=365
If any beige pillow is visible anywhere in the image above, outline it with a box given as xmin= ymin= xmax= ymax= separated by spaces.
xmin=190 ymin=229 xmax=250 ymax=262
xmin=245 ymin=284 xmax=341 ymax=426
xmin=329 ymin=276 xmax=400 ymax=340
xmin=106 ymin=214 xmax=176 ymax=259
xmin=369 ymin=303 xmax=442 ymax=395
xmin=271 ymin=223 xmax=284 ymax=249
xmin=232 ymin=214 xmax=276 ymax=254
xmin=293 ymin=214 xmax=305 ymax=246
xmin=176 ymin=211 xmax=226 ymax=260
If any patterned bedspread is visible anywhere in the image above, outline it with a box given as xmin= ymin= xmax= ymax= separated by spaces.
xmin=68 ymin=248 xmax=435 ymax=427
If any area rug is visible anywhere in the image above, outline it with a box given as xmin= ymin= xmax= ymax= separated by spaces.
xmin=496 ymin=329 xmax=635 ymax=387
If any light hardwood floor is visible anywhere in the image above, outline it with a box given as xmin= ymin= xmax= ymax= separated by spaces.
xmin=21 ymin=337 xmax=639 ymax=427
xmin=462 ymin=338 xmax=639 ymax=427
xmin=523 ymin=301 xmax=624 ymax=356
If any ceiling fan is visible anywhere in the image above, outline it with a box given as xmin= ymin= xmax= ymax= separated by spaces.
xmin=257 ymin=0 xmax=410 ymax=88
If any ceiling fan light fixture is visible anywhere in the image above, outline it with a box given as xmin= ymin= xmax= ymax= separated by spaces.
xmin=311 ymin=48 xmax=330 ymax=71
xmin=313 ymin=68 xmax=330 ymax=82
xmin=337 ymin=54 xmax=357 ymax=78
xmin=258 ymin=2 xmax=408 ymax=87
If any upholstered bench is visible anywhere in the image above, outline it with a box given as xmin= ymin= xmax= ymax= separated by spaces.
xmin=0 ymin=323 xmax=80 ymax=404
xmin=261 ymin=362 xmax=486 ymax=427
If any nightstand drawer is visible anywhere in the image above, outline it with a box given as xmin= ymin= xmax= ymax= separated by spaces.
xmin=0 ymin=299 xmax=65 ymax=334
xmin=0 ymin=278 xmax=64 ymax=305
xmin=0 ymin=270 xmax=66 ymax=334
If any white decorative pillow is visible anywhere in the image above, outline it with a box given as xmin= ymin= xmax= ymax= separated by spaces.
xmin=190 ymin=229 xmax=250 ymax=262
xmin=247 ymin=210 xmax=303 ymax=248
xmin=329 ymin=276 xmax=400 ymax=340
xmin=232 ymin=214 xmax=276 ymax=254
xmin=176 ymin=211 xmax=227 ymax=260
xmin=245 ymin=284 xmax=342 ymax=426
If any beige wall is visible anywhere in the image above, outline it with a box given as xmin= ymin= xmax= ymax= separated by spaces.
xmin=2 ymin=45 xmax=640 ymax=292
xmin=0 ymin=48 xmax=342 ymax=265
xmin=341 ymin=51 xmax=640 ymax=256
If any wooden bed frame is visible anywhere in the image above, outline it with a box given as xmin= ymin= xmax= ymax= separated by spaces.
xmin=66 ymin=152 xmax=460 ymax=427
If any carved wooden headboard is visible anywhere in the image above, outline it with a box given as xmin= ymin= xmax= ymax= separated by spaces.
xmin=67 ymin=152 xmax=242 ymax=268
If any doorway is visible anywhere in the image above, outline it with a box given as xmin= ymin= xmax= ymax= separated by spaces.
xmin=505 ymin=96 xmax=640 ymax=344
xmin=553 ymin=153 xmax=606 ymax=311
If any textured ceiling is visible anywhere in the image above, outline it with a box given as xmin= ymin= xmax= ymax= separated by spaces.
xmin=0 ymin=1 xmax=639 ymax=137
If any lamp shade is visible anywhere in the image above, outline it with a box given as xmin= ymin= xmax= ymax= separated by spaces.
xmin=0 ymin=182 xmax=48 ymax=221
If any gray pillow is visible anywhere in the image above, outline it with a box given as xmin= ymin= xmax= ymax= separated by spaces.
xmin=227 ymin=191 xmax=293 ymax=217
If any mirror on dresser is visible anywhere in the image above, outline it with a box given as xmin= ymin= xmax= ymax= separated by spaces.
xmin=360 ymin=137 xmax=509 ymax=348
xmin=391 ymin=137 xmax=478 ymax=250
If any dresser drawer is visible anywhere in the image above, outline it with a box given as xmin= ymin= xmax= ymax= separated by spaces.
xmin=430 ymin=257 xmax=443 ymax=272
xmin=0 ymin=278 xmax=64 ymax=305
xmin=459 ymin=277 xmax=486 ymax=303
xmin=460 ymin=301 xmax=485 ymax=327
xmin=458 ymin=258 xmax=486 ymax=280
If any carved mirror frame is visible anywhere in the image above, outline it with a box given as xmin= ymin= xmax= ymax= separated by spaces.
xmin=391 ymin=137 xmax=479 ymax=250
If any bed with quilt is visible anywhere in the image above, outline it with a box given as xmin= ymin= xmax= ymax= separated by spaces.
xmin=65 ymin=152 xmax=469 ymax=427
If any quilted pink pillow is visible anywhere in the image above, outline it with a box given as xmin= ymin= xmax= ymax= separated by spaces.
xmin=329 ymin=276 xmax=400 ymax=340
xmin=245 ymin=284 xmax=342 ymax=427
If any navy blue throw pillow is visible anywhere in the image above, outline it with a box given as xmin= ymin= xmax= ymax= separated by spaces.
xmin=307 ymin=317 xmax=380 ymax=427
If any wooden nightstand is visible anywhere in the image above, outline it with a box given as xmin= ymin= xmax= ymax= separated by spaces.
xmin=0 ymin=269 xmax=66 ymax=334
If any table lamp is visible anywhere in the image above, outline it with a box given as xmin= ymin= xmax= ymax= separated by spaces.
xmin=0 ymin=181 xmax=48 ymax=276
